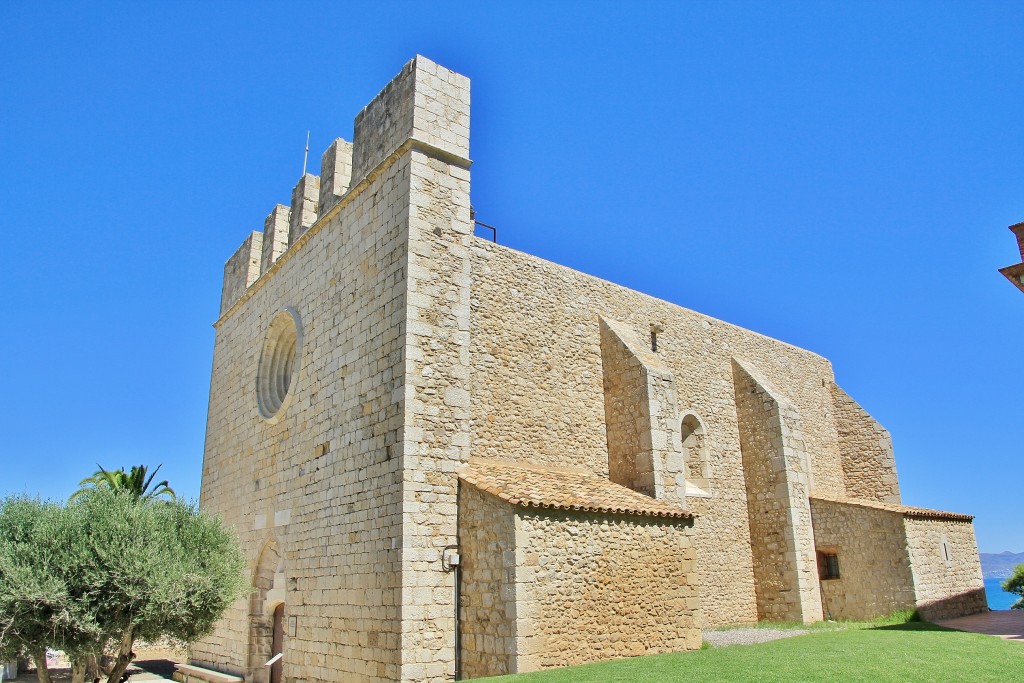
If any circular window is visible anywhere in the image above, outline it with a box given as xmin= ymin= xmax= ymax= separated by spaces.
xmin=256 ymin=308 xmax=303 ymax=420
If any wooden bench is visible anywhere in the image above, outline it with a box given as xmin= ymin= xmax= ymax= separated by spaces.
xmin=172 ymin=663 xmax=244 ymax=683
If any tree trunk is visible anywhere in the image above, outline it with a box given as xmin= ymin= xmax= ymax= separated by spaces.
xmin=32 ymin=649 xmax=52 ymax=683
xmin=104 ymin=629 xmax=134 ymax=683
xmin=86 ymin=653 xmax=102 ymax=681
xmin=71 ymin=657 xmax=87 ymax=683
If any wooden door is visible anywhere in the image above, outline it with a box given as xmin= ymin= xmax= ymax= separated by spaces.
xmin=271 ymin=604 xmax=284 ymax=683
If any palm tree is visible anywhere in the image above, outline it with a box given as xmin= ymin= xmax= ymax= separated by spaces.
xmin=70 ymin=464 xmax=176 ymax=502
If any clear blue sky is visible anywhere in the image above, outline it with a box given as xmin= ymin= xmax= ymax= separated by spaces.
xmin=1 ymin=3 xmax=1021 ymax=553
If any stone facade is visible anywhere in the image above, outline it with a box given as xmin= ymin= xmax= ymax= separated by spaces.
xmin=196 ymin=56 xmax=987 ymax=683
xmin=905 ymin=517 xmax=988 ymax=620
xmin=810 ymin=499 xmax=916 ymax=620
xmin=457 ymin=482 xmax=700 ymax=680
xmin=515 ymin=510 xmax=698 ymax=671
xmin=456 ymin=459 xmax=698 ymax=677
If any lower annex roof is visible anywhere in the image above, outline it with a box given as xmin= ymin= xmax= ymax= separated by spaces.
xmin=459 ymin=459 xmax=694 ymax=520
xmin=811 ymin=495 xmax=974 ymax=522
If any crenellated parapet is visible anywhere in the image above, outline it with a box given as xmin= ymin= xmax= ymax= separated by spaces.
xmin=351 ymin=57 xmax=469 ymax=182
xmin=288 ymin=173 xmax=320 ymax=244
xmin=259 ymin=204 xmax=290 ymax=276
xmin=318 ymin=138 xmax=353 ymax=215
xmin=218 ymin=55 xmax=471 ymax=316
xmin=220 ymin=231 xmax=263 ymax=315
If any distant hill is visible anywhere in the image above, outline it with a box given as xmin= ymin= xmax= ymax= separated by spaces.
xmin=980 ymin=551 xmax=1024 ymax=579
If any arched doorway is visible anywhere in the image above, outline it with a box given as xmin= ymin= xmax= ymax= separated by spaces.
xmin=249 ymin=538 xmax=286 ymax=683
xmin=270 ymin=603 xmax=284 ymax=683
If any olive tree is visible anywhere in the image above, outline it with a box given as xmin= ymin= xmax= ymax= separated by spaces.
xmin=1003 ymin=563 xmax=1024 ymax=610
xmin=0 ymin=488 xmax=248 ymax=683
xmin=0 ymin=497 xmax=101 ymax=683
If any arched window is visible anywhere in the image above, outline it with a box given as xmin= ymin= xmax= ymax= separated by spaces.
xmin=680 ymin=413 xmax=711 ymax=495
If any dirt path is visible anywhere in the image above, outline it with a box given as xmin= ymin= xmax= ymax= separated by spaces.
xmin=702 ymin=627 xmax=809 ymax=647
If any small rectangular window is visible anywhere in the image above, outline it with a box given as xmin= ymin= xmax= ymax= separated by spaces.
xmin=817 ymin=551 xmax=840 ymax=580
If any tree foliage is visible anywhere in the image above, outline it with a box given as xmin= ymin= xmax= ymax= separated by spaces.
xmin=0 ymin=497 xmax=101 ymax=679
xmin=70 ymin=464 xmax=176 ymax=502
xmin=0 ymin=488 xmax=247 ymax=683
xmin=1003 ymin=563 xmax=1024 ymax=610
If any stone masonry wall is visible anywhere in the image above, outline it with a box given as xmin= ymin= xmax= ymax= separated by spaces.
xmin=395 ymin=57 xmax=473 ymax=683
xmin=732 ymin=360 xmax=822 ymax=623
xmin=904 ymin=517 xmax=987 ymax=620
xmin=809 ymin=499 xmax=916 ymax=620
xmin=468 ymin=245 xmax=846 ymax=493
xmin=197 ymin=144 xmax=412 ymax=681
xmin=457 ymin=484 xmax=517 ymax=680
xmin=470 ymin=241 xmax=849 ymax=625
xmin=831 ymin=383 xmax=900 ymax=503
xmin=513 ymin=509 xmax=700 ymax=672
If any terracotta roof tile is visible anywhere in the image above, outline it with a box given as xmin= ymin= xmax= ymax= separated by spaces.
xmin=459 ymin=459 xmax=694 ymax=520
xmin=811 ymin=495 xmax=973 ymax=522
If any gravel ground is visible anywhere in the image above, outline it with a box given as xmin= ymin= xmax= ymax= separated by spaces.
xmin=703 ymin=627 xmax=809 ymax=647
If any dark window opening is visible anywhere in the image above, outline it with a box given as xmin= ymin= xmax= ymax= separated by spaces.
xmin=650 ymin=324 xmax=663 ymax=352
xmin=817 ymin=551 xmax=840 ymax=580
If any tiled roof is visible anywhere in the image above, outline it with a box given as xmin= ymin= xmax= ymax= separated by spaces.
xmin=459 ymin=459 xmax=694 ymax=520
xmin=811 ymin=495 xmax=974 ymax=522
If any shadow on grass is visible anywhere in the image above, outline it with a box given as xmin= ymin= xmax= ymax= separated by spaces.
xmin=869 ymin=621 xmax=957 ymax=633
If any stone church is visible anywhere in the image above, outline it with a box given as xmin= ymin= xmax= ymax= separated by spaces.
xmin=191 ymin=56 xmax=987 ymax=683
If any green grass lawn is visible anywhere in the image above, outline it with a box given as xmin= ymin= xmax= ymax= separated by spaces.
xmin=478 ymin=622 xmax=1024 ymax=683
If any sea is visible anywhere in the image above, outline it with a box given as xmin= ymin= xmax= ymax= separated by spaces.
xmin=985 ymin=577 xmax=1018 ymax=610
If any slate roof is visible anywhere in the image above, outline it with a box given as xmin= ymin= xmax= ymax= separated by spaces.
xmin=459 ymin=459 xmax=694 ymax=520
xmin=811 ymin=495 xmax=974 ymax=522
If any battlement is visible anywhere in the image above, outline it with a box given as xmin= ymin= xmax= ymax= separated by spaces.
xmin=219 ymin=55 xmax=471 ymax=315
